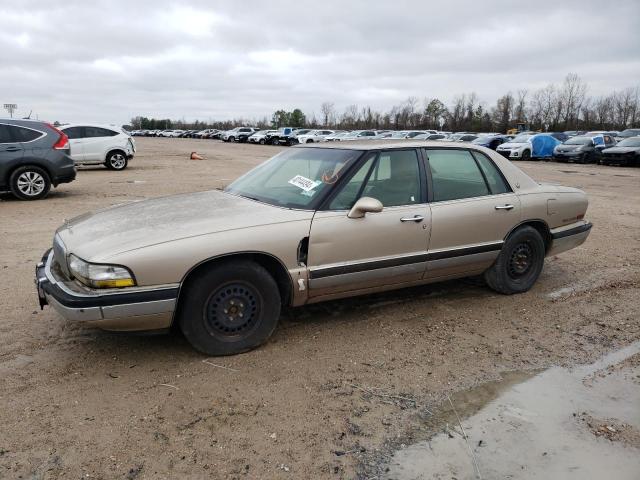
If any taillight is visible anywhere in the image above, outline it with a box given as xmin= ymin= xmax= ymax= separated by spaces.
xmin=47 ymin=123 xmax=69 ymax=150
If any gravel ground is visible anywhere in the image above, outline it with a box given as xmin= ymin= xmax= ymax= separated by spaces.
xmin=1 ymin=137 xmax=638 ymax=479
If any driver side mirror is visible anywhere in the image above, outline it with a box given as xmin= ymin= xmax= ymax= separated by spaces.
xmin=348 ymin=197 xmax=383 ymax=219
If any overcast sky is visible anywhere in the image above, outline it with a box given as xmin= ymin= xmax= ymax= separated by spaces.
xmin=1 ymin=0 xmax=639 ymax=125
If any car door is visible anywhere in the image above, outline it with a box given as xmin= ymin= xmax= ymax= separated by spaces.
xmin=62 ymin=127 xmax=85 ymax=161
xmin=307 ymin=149 xmax=431 ymax=298
xmin=0 ymin=124 xmax=24 ymax=182
xmin=83 ymin=127 xmax=116 ymax=162
xmin=423 ymin=148 xmax=521 ymax=278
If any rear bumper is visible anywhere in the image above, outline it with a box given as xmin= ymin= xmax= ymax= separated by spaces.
xmin=35 ymin=250 xmax=177 ymax=331
xmin=548 ymin=221 xmax=592 ymax=256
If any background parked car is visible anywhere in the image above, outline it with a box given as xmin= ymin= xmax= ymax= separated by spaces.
xmin=553 ymin=135 xmax=603 ymax=163
xmin=295 ymin=130 xmax=336 ymax=143
xmin=615 ymin=128 xmax=640 ymax=142
xmin=60 ymin=124 xmax=135 ymax=171
xmin=1 ymin=119 xmax=75 ymax=200
xmin=325 ymin=131 xmax=351 ymax=141
xmin=412 ymin=133 xmax=448 ymax=141
xmin=497 ymin=133 xmax=560 ymax=160
xmin=340 ymin=130 xmax=378 ymax=141
xmin=447 ymin=133 xmax=479 ymax=142
xmin=600 ymin=136 xmax=640 ymax=166
xmin=471 ymin=134 xmax=512 ymax=150
xmin=248 ymin=130 xmax=278 ymax=144
xmin=222 ymin=127 xmax=258 ymax=142
xmin=550 ymin=132 xmax=569 ymax=142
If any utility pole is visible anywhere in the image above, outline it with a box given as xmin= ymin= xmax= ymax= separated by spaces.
xmin=4 ymin=104 xmax=17 ymax=118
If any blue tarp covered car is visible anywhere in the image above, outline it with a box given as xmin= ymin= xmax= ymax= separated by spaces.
xmin=530 ymin=134 xmax=561 ymax=158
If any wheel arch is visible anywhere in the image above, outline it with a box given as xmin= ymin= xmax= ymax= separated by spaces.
xmin=7 ymin=161 xmax=53 ymax=185
xmin=171 ymin=251 xmax=293 ymax=327
xmin=504 ymin=219 xmax=552 ymax=253
xmin=105 ymin=148 xmax=127 ymax=162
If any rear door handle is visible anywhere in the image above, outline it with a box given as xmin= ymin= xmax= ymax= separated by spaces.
xmin=495 ymin=204 xmax=514 ymax=210
xmin=400 ymin=215 xmax=424 ymax=223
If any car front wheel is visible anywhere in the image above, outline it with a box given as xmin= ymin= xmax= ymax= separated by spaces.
xmin=105 ymin=151 xmax=128 ymax=170
xmin=484 ymin=226 xmax=545 ymax=294
xmin=179 ymin=261 xmax=281 ymax=356
xmin=10 ymin=166 xmax=51 ymax=200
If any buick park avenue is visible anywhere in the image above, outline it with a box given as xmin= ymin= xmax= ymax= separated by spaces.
xmin=36 ymin=141 xmax=592 ymax=355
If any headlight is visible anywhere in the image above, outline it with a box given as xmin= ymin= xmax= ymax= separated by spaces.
xmin=68 ymin=254 xmax=136 ymax=288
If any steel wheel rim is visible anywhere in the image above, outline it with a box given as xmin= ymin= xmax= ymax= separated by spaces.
xmin=508 ymin=242 xmax=534 ymax=278
xmin=17 ymin=171 xmax=45 ymax=196
xmin=110 ymin=154 xmax=126 ymax=169
xmin=204 ymin=282 xmax=261 ymax=341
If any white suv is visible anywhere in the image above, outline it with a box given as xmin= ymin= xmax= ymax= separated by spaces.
xmin=295 ymin=130 xmax=336 ymax=143
xmin=60 ymin=124 xmax=136 ymax=170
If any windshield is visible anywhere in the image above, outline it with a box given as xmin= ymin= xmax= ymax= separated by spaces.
xmin=565 ymin=136 xmax=592 ymax=145
xmin=390 ymin=132 xmax=407 ymax=138
xmin=225 ymin=148 xmax=362 ymax=209
xmin=618 ymin=138 xmax=640 ymax=147
xmin=511 ymin=134 xmax=532 ymax=144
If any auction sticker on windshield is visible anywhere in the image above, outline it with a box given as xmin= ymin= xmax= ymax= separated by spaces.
xmin=288 ymin=175 xmax=321 ymax=192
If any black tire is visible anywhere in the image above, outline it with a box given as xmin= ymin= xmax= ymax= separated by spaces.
xmin=259 ymin=139 xmax=266 ymax=145
xmin=271 ymin=137 xmax=280 ymax=146
xmin=306 ymin=139 xmax=314 ymax=144
xmin=105 ymin=151 xmax=128 ymax=170
xmin=520 ymin=150 xmax=531 ymax=161
xmin=9 ymin=165 xmax=51 ymax=200
xmin=484 ymin=226 xmax=545 ymax=295
xmin=179 ymin=261 xmax=281 ymax=356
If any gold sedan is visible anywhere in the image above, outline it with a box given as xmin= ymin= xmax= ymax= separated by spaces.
xmin=36 ymin=141 xmax=592 ymax=355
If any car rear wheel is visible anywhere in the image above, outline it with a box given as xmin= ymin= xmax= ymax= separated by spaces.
xmin=105 ymin=151 xmax=128 ymax=170
xmin=484 ymin=226 xmax=545 ymax=295
xmin=10 ymin=166 xmax=51 ymax=200
xmin=179 ymin=261 xmax=281 ymax=356
xmin=271 ymin=138 xmax=280 ymax=146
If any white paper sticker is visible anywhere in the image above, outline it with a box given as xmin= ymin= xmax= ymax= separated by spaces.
xmin=288 ymin=175 xmax=321 ymax=192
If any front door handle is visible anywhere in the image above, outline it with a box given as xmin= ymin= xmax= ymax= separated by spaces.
xmin=495 ymin=204 xmax=514 ymax=210
xmin=4 ymin=146 xmax=21 ymax=152
xmin=400 ymin=215 xmax=424 ymax=223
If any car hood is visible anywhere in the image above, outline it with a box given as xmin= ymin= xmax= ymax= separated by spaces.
xmin=498 ymin=142 xmax=528 ymax=149
xmin=603 ymin=146 xmax=640 ymax=154
xmin=56 ymin=190 xmax=313 ymax=262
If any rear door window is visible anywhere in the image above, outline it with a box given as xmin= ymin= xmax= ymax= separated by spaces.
xmin=11 ymin=126 xmax=43 ymax=142
xmin=0 ymin=124 xmax=14 ymax=143
xmin=472 ymin=152 xmax=511 ymax=194
xmin=84 ymin=126 xmax=118 ymax=137
xmin=63 ymin=127 xmax=85 ymax=139
xmin=425 ymin=149 xmax=490 ymax=202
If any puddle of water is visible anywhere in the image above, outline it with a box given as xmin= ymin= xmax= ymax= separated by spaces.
xmin=384 ymin=341 xmax=640 ymax=480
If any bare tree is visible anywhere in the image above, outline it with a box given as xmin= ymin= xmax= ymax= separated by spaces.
xmin=320 ymin=102 xmax=335 ymax=127
xmin=559 ymin=73 xmax=588 ymax=129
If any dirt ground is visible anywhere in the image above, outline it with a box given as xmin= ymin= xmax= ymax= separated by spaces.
xmin=1 ymin=137 xmax=639 ymax=479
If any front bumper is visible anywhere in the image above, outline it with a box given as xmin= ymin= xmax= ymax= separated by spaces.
xmin=35 ymin=249 xmax=178 ymax=331
xmin=548 ymin=221 xmax=593 ymax=256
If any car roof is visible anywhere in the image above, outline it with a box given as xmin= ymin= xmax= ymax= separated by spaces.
xmin=297 ymin=139 xmax=491 ymax=151
xmin=60 ymin=123 xmax=121 ymax=130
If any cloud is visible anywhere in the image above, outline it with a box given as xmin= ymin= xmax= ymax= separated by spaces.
xmin=1 ymin=0 xmax=638 ymax=124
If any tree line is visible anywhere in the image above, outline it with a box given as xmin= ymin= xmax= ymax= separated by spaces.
xmin=128 ymin=73 xmax=639 ymax=133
